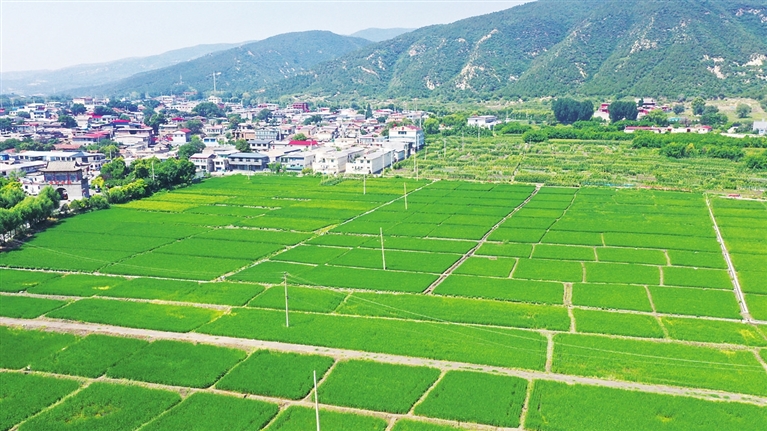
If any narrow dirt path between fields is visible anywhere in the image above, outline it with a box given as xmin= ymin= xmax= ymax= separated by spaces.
xmin=705 ymin=196 xmax=752 ymax=322
xmin=3 ymin=317 xmax=766 ymax=407
xmin=423 ymin=185 xmax=542 ymax=294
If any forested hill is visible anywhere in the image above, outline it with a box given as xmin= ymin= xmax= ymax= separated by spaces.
xmin=265 ymin=0 xmax=767 ymax=100
xmin=78 ymin=31 xmax=372 ymax=97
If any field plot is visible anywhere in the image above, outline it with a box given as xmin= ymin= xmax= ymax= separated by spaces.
xmin=216 ymin=350 xmax=334 ymax=399
xmin=17 ymin=382 xmax=180 ymax=431
xmin=525 ymin=380 xmax=767 ymax=431
xmin=413 ymin=371 xmax=527 ymax=427
xmin=47 ymin=298 xmax=221 ymax=332
xmin=198 ymin=308 xmax=549 ymax=369
xmin=0 ymin=373 xmax=81 ymax=431
xmin=553 ymin=333 xmax=767 ymax=396
xmin=141 ymin=393 xmax=278 ymax=431
xmin=0 ymin=295 xmax=68 ymax=318
xmin=265 ymin=406 xmax=387 ymax=431
xmin=319 ymin=360 xmax=440 ymax=413
xmin=2 ymin=178 xmax=767 ymax=431
xmin=107 ymin=339 xmax=246 ymax=388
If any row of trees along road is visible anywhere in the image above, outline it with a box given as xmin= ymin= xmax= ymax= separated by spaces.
xmin=0 ymin=180 xmax=60 ymax=242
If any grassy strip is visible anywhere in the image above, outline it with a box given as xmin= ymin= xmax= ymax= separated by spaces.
xmin=319 ymin=360 xmax=440 ymax=414
xmin=18 ymin=382 xmax=181 ymax=431
xmin=525 ymin=380 xmax=767 ymax=431
xmin=141 ymin=392 xmax=278 ymax=431
xmin=198 ymin=308 xmax=548 ymax=370
xmin=107 ymin=340 xmax=246 ymax=388
xmin=662 ymin=267 xmax=733 ymax=290
xmin=0 ymin=373 xmax=81 ymax=431
xmin=337 ymin=292 xmax=570 ymax=331
xmin=46 ymin=298 xmax=222 ymax=332
xmin=0 ymin=295 xmax=68 ymax=318
xmin=414 ymin=371 xmax=527 ymax=427
xmin=553 ymin=333 xmax=767 ymax=396
xmin=514 ymin=259 xmax=583 ymax=283
xmin=391 ymin=420 xmax=463 ymax=431
xmin=217 ymin=350 xmax=334 ymax=399
xmin=265 ymin=406 xmax=387 ymax=431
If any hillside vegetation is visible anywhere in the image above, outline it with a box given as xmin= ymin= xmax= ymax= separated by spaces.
xmin=266 ymin=0 xmax=767 ymax=101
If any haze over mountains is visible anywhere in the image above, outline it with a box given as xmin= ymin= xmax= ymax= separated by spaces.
xmin=5 ymin=0 xmax=767 ymax=100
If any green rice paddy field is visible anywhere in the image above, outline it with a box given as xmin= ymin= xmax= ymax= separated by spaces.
xmin=1 ymin=175 xmax=766 ymax=430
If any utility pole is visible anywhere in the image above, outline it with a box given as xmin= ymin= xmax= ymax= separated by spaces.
xmin=414 ymin=151 xmax=418 ymax=181
xmin=284 ymin=272 xmax=289 ymax=328
xmin=443 ymin=138 xmax=446 ymax=159
xmin=380 ymin=227 xmax=386 ymax=270
xmin=404 ymin=183 xmax=408 ymax=210
xmin=151 ymin=160 xmax=155 ymax=182
xmin=314 ymin=370 xmax=321 ymax=431
xmin=363 ymin=175 xmax=366 ymax=195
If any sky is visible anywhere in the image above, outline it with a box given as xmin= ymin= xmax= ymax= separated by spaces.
xmin=1 ymin=0 xmax=533 ymax=72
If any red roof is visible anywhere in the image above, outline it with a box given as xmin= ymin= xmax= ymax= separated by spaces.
xmin=289 ymin=140 xmax=318 ymax=146
xmin=178 ymin=128 xmax=191 ymax=133
xmin=172 ymin=117 xmax=185 ymax=121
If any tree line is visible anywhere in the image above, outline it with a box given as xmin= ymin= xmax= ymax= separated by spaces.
xmin=0 ymin=180 xmax=61 ymax=243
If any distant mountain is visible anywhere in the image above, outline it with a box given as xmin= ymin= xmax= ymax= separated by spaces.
xmin=265 ymin=0 xmax=767 ymax=100
xmin=0 ymin=43 xmax=245 ymax=96
xmin=350 ymin=28 xmax=415 ymax=42
xmin=78 ymin=31 xmax=372 ymax=97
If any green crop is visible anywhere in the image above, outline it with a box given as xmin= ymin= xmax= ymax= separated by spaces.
xmin=107 ymin=340 xmax=246 ymax=388
xmin=414 ymin=371 xmax=527 ymax=427
xmin=553 ymin=333 xmax=767 ymax=396
xmin=649 ymin=286 xmax=741 ymax=319
xmin=141 ymin=392 xmax=278 ymax=431
xmin=28 ymin=274 xmax=128 ymax=297
xmin=0 ymin=373 xmax=81 ymax=431
xmin=391 ymin=420 xmax=463 ymax=431
xmin=330 ymin=248 xmax=460 ymax=274
xmin=514 ymin=259 xmax=583 ymax=282
xmin=666 ymin=250 xmax=727 ymax=269
xmin=248 ymin=286 xmax=346 ymax=313
xmin=0 ymin=269 xmax=60 ymax=292
xmin=198 ymin=307 xmax=548 ymax=370
xmin=103 ymin=252 xmax=250 ymax=280
xmin=319 ymin=360 xmax=440 ymax=414
xmin=272 ymin=245 xmax=351 ymax=265
xmin=533 ymin=245 xmax=596 ymax=261
xmin=47 ymin=298 xmax=221 ymax=332
xmin=102 ymin=279 xmax=264 ymax=306
xmin=525 ymin=380 xmax=767 ymax=431
xmin=216 ymin=350 xmax=334 ymax=399
xmin=585 ymin=262 xmax=660 ymax=285
xmin=573 ymin=309 xmax=664 ymax=338
xmin=571 ymin=283 xmax=653 ymax=312
xmin=453 ymin=256 xmax=516 ymax=277
xmin=436 ymin=275 xmax=564 ymax=305
xmin=0 ymin=327 xmax=77 ymax=370
xmin=0 ymin=295 xmax=68 ymax=318
xmin=18 ymin=382 xmax=180 ymax=431
xmin=34 ymin=334 xmax=147 ymax=378
xmin=265 ymin=406 xmax=387 ymax=431
xmin=661 ymin=317 xmax=767 ymax=347
xmin=476 ymin=242 xmax=533 ymax=258
xmin=662 ymin=267 xmax=733 ymax=289
xmin=337 ymin=292 xmax=570 ymax=331
xmin=596 ymin=247 xmax=667 ymax=265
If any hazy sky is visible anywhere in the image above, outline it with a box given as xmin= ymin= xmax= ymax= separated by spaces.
xmin=1 ymin=0 xmax=532 ymax=72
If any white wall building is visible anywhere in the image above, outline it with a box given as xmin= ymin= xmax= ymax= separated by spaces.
xmin=754 ymin=121 xmax=767 ymax=135
xmin=313 ymin=147 xmax=365 ymax=175
xmin=467 ymin=115 xmax=498 ymax=128
xmin=348 ymin=149 xmax=394 ymax=175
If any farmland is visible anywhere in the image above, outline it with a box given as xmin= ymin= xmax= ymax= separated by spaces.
xmin=1 ymin=175 xmax=766 ymax=430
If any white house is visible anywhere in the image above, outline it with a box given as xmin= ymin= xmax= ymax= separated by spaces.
xmin=280 ymin=151 xmax=316 ymax=172
xmin=313 ymin=147 xmax=365 ymax=175
xmin=348 ymin=149 xmax=394 ymax=175
xmin=388 ymin=126 xmax=424 ymax=153
xmin=467 ymin=115 xmax=498 ymax=129
xmin=754 ymin=121 xmax=767 ymax=135
xmin=172 ymin=129 xmax=191 ymax=144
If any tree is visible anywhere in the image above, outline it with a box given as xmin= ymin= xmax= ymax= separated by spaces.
xmin=292 ymin=133 xmax=308 ymax=141
xmin=423 ymin=118 xmax=440 ymax=135
xmin=256 ymin=109 xmax=272 ymax=121
xmin=736 ymin=104 xmax=752 ymax=119
xmin=609 ymin=101 xmax=638 ymax=122
xmin=58 ymin=115 xmax=77 ymax=128
xmin=227 ymin=114 xmax=243 ymax=130
xmin=145 ymin=113 xmax=166 ymax=134
xmin=235 ymin=139 xmax=250 ymax=153
xmin=16 ymin=111 xmax=30 ymax=119
xmin=192 ymin=102 xmax=224 ymax=118
xmin=0 ymin=118 xmax=13 ymax=132
xmin=303 ymin=115 xmax=323 ymax=125
xmin=184 ymin=119 xmax=204 ymax=135
xmin=71 ymin=103 xmax=87 ymax=115
xmin=93 ymin=106 xmax=117 ymax=116
xmin=644 ymin=109 xmax=669 ymax=127
xmin=365 ymin=104 xmax=373 ymax=119
xmin=552 ymin=98 xmax=594 ymax=124
xmin=691 ymin=97 xmax=706 ymax=116
xmin=100 ymin=158 xmax=128 ymax=181
xmin=178 ymin=138 xmax=206 ymax=159
xmin=673 ymin=104 xmax=685 ymax=115
xmin=522 ymin=130 xmax=548 ymax=143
